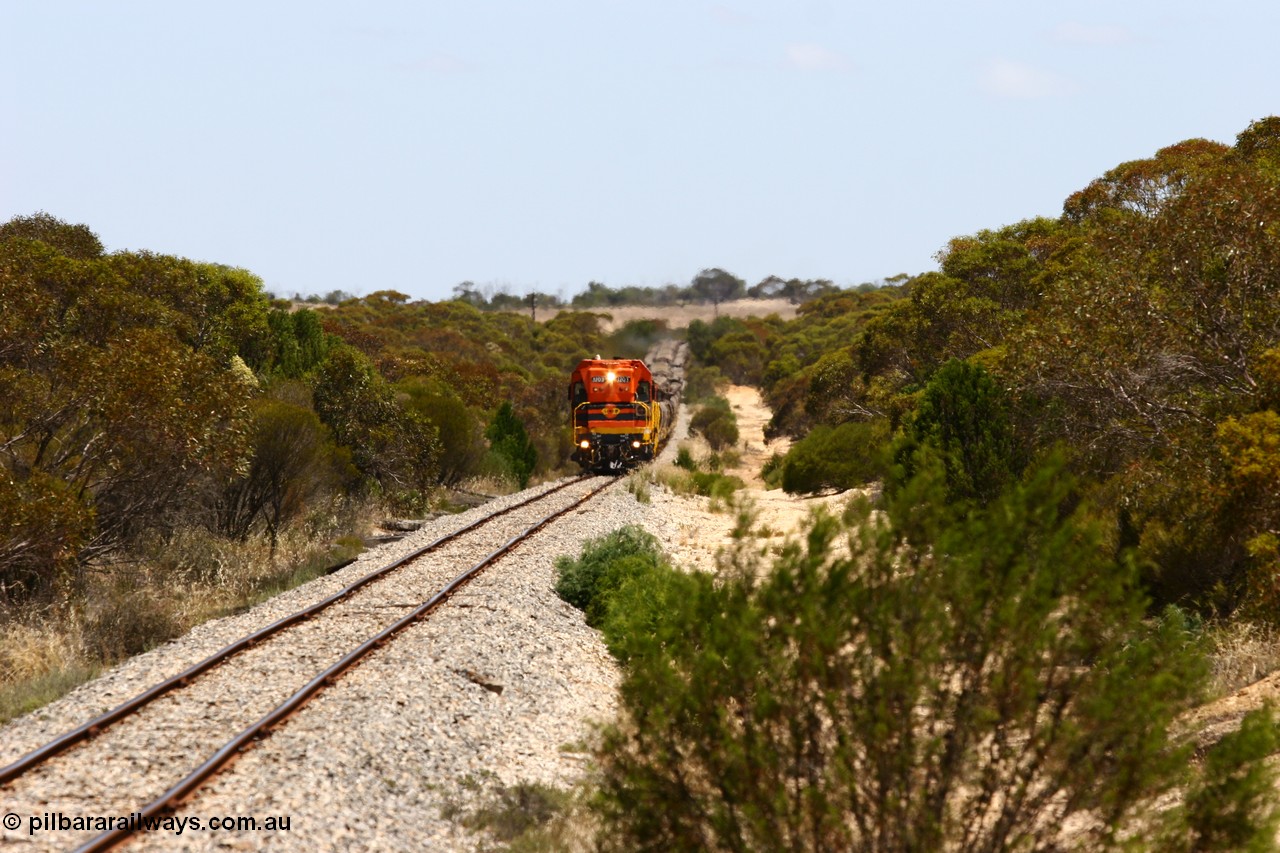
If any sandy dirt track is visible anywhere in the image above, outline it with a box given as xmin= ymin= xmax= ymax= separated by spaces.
xmin=654 ymin=384 xmax=854 ymax=577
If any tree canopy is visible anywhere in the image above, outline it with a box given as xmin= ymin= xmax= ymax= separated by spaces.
xmin=688 ymin=115 xmax=1280 ymax=620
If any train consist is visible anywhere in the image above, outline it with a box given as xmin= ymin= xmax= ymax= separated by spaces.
xmin=569 ymin=340 xmax=687 ymax=473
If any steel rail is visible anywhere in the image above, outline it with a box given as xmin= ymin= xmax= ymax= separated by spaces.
xmin=0 ymin=475 xmax=592 ymax=787
xmin=75 ymin=476 xmax=617 ymax=853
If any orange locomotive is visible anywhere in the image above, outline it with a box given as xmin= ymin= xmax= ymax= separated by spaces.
xmin=569 ymin=356 xmax=672 ymax=473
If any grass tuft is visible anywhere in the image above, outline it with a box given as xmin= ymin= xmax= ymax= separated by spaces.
xmin=625 ymin=470 xmax=651 ymax=504
xmin=1206 ymin=620 xmax=1280 ymax=697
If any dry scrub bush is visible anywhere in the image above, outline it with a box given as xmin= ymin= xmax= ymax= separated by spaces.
xmin=650 ymin=463 xmax=699 ymax=497
xmin=1206 ymin=621 xmax=1280 ymax=697
xmin=0 ymin=613 xmax=85 ymax=686
xmin=0 ymin=610 xmax=96 ymax=724
xmin=0 ymin=498 xmax=374 ymax=724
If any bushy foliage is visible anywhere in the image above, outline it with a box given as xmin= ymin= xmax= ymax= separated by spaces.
xmin=690 ymin=267 xmax=746 ymax=309
xmin=0 ymin=297 xmax=255 ymax=587
xmin=214 ymin=396 xmax=356 ymax=548
xmin=590 ymin=456 xmax=1279 ymax=852
xmin=853 ymin=218 xmax=1060 ymax=402
xmin=687 ymin=470 xmax=744 ymax=501
xmin=1008 ymin=128 xmax=1280 ymax=614
xmin=397 ymin=377 xmax=487 ymax=488
xmin=689 ymin=395 xmax=739 ymax=451
xmin=0 ymin=214 xmax=353 ymax=600
xmin=680 ymin=118 xmax=1280 ymax=618
xmin=320 ymin=296 xmax=612 ymax=482
xmin=554 ymin=525 xmax=667 ymax=628
xmin=682 ymin=363 xmax=726 ymax=404
xmin=1175 ymin=707 xmax=1280 ymax=852
xmin=485 ymin=401 xmax=537 ymax=490
xmin=311 ymin=345 xmax=440 ymax=496
xmin=552 ymin=272 xmax=854 ymax=311
xmin=889 ymin=359 xmax=1021 ymax=506
xmin=0 ymin=473 xmax=94 ymax=597
xmin=0 ymin=211 xmax=103 ymax=259
xmin=780 ymin=420 xmax=888 ymax=494
xmin=262 ymin=307 xmax=334 ymax=378
xmin=685 ymin=288 xmax=902 ymax=439
xmin=660 ymin=447 xmax=744 ymax=501
xmin=570 ymin=280 xmax=690 ymax=308
xmin=760 ymin=451 xmax=785 ymax=489
xmin=707 ymin=330 xmax=769 ymax=385
xmin=747 ymin=275 xmax=841 ymax=303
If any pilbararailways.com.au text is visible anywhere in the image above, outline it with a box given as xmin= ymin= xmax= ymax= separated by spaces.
xmin=13 ymin=811 xmax=292 ymax=836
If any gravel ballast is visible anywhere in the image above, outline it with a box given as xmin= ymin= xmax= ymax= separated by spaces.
xmin=0 ymin=403 xmax=721 ymax=852
xmin=0 ymin=474 xmax=682 ymax=851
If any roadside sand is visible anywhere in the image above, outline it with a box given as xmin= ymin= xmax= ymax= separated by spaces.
xmin=651 ymin=384 xmax=854 ymax=577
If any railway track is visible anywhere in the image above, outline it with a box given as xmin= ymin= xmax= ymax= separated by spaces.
xmin=0 ymin=474 xmax=618 ymax=851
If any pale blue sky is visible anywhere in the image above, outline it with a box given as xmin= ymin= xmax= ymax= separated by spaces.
xmin=3 ymin=1 xmax=1276 ymax=301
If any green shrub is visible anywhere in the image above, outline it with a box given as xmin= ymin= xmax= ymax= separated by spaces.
xmin=890 ymin=358 xmax=1022 ymax=506
xmin=600 ymin=559 xmax=708 ymax=667
xmin=780 ymin=419 xmax=888 ymax=494
xmin=690 ymin=470 xmax=744 ymax=500
xmin=708 ymin=331 xmax=767 ymax=385
xmin=214 ymin=397 xmax=356 ymax=548
xmin=398 ymin=377 xmax=487 ymax=487
xmin=591 ymin=455 xmax=1278 ymax=851
xmin=690 ymin=396 xmax=739 ymax=451
xmin=554 ymin=526 xmax=666 ymax=628
xmin=716 ymin=447 xmax=742 ymax=469
xmin=652 ymin=465 xmax=698 ymax=496
xmin=683 ymin=364 xmax=726 ymax=405
xmin=486 ymin=401 xmax=538 ymax=490
xmin=0 ymin=471 xmax=94 ymax=598
xmin=1177 ymin=706 xmax=1280 ymax=852
xmin=626 ymin=471 xmax=651 ymax=504
xmin=664 ymin=446 xmax=743 ymax=501
xmin=760 ymin=452 xmax=785 ymax=489
xmin=264 ymin=307 xmax=333 ymax=378
xmin=312 ymin=345 xmax=441 ymax=490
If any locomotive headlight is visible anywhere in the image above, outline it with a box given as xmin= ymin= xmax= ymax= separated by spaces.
xmin=631 ymin=440 xmax=642 ymax=448
xmin=579 ymin=440 xmax=591 ymax=449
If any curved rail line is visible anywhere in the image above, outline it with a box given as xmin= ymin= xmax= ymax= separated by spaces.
xmin=0 ymin=475 xmax=592 ymax=788
xmin=76 ymin=475 xmax=617 ymax=852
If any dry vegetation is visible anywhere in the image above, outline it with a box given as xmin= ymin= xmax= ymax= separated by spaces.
xmin=0 ymin=508 xmax=377 ymax=725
